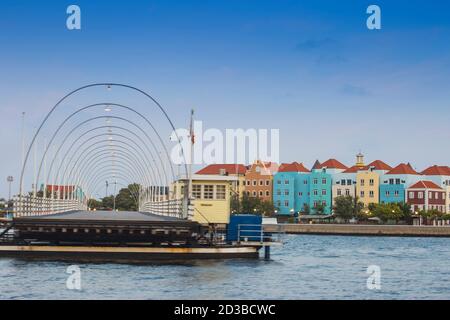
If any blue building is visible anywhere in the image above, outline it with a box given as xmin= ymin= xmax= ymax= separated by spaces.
xmin=379 ymin=163 xmax=422 ymax=204
xmin=309 ymin=159 xmax=348 ymax=214
xmin=273 ymin=162 xmax=310 ymax=215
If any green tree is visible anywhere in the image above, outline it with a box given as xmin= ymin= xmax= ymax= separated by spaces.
xmin=314 ymin=202 xmax=326 ymax=215
xmin=333 ymin=195 xmax=364 ymax=221
xmin=372 ymin=203 xmax=403 ymax=223
xmin=302 ymin=203 xmax=310 ymax=214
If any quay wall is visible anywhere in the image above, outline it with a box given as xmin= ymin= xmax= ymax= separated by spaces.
xmin=264 ymin=224 xmax=450 ymax=237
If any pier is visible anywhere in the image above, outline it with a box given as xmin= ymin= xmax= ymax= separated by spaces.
xmin=264 ymin=223 xmax=450 ymax=237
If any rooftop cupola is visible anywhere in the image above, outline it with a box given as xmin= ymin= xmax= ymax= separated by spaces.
xmin=356 ymin=152 xmax=365 ymax=167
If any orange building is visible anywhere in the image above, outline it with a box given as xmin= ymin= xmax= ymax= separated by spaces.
xmin=196 ymin=164 xmax=248 ymax=198
xmin=244 ymin=160 xmax=279 ymax=201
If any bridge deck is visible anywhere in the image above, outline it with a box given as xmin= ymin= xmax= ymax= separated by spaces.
xmin=16 ymin=210 xmax=182 ymax=222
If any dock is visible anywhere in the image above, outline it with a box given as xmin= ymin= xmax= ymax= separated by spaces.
xmin=264 ymin=223 xmax=450 ymax=237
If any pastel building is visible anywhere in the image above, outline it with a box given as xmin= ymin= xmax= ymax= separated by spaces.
xmin=406 ymin=181 xmax=446 ymax=213
xmin=171 ymin=174 xmax=238 ymax=225
xmin=356 ymin=160 xmax=392 ymax=207
xmin=244 ymin=160 xmax=279 ymax=201
xmin=196 ymin=164 xmax=248 ymax=199
xmin=379 ymin=163 xmax=422 ymax=204
xmin=332 ymin=153 xmax=366 ymax=206
xmin=310 ymin=159 xmax=347 ymax=214
xmin=421 ymin=165 xmax=450 ymax=213
xmin=273 ymin=162 xmax=310 ymax=215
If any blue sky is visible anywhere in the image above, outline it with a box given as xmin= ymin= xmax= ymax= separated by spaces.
xmin=1 ymin=0 xmax=450 ymax=197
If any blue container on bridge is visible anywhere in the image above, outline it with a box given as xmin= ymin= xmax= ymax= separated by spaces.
xmin=227 ymin=214 xmax=262 ymax=242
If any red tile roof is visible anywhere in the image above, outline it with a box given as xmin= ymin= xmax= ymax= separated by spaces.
xmin=343 ymin=165 xmax=361 ymax=173
xmin=278 ymin=162 xmax=310 ymax=173
xmin=318 ymin=159 xmax=348 ymax=170
xmin=196 ymin=164 xmax=247 ymax=175
xmin=421 ymin=165 xmax=450 ymax=176
xmin=408 ymin=180 xmax=442 ymax=190
xmin=365 ymin=160 xmax=392 ymax=171
xmin=386 ymin=163 xmax=420 ymax=175
xmin=311 ymin=160 xmax=321 ymax=170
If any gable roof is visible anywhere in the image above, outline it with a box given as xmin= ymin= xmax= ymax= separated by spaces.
xmin=278 ymin=162 xmax=310 ymax=173
xmin=343 ymin=165 xmax=361 ymax=173
xmin=318 ymin=158 xmax=348 ymax=170
xmin=311 ymin=160 xmax=321 ymax=170
xmin=408 ymin=180 xmax=442 ymax=190
xmin=421 ymin=165 xmax=450 ymax=176
xmin=196 ymin=164 xmax=247 ymax=175
xmin=386 ymin=163 xmax=420 ymax=175
xmin=365 ymin=160 xmax=392 ymax=171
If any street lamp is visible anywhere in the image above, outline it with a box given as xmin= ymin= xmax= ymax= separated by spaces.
xmin=6 ymin=176 xmax=13 ymax=217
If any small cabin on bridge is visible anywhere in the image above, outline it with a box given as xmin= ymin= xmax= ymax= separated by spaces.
xmin=171 ymin=174 xmax=238 ymax=225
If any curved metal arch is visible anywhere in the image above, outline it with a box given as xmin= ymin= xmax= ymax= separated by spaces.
xmin=21 ymin=83 xmax=189 ymax=197
xmin=81 ymin=163 xmax=142 ymax=197
xmin=60 ymin=134 xmax=157 ymax=193
xmin=89 ymin=173 xmax=141 ymax=205
xmin=65 ymin=141 xmax=158 ymax=196
xmin=68 ymin=150 xmax=150 ymax=190
xmin=43 ymin=114 xmax=165 ymax=192
xmin=49 ymin=121 xmax=162 ymax=188
xmin=66 ymin=146 xmax=152 ymax=192
xmin=90 ymin=181 xmax=140 ymax=209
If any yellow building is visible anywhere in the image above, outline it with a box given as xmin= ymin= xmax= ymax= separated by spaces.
xmin=171 ymin=174 xmax=238 ymax=225
xmin=195 ymin=164 xmax=248 ymax=199
xmin=356 ymin=160 xmax=392 ymax=207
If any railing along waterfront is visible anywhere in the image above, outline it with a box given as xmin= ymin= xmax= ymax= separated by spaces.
xmin=237 ymin=224 xmax=285 ymax=245
xmin=13 ymin=195 xmax=87 ymax=217
xmin=139 ymin=198 xmax=194 ymax=220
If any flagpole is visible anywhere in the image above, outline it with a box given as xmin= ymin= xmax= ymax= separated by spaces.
xmin=188 ymin=109 xmax=194 ymax=202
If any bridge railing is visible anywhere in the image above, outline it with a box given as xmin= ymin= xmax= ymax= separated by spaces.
xmin=13 ymin=195 xmax=87 ymax=218
xmin=140 ymin=198 xmax=194 ymax=220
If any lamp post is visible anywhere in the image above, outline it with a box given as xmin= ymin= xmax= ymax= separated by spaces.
xmin=7 ymin=176 xmax=13 ymax=217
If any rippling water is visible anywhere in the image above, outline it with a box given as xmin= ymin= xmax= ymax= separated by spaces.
xmin=1 ymin=235 xmax=450 ymax=299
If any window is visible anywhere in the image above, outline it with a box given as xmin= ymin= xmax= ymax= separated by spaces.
xmin=193 ymin=185 xmax=201 ymax=199
xmin=389 ymin=179 xmax=394 ymax=185
xmin=418 ymin=192 xmax=423 ymax=199
xmin=246 ymin=180 xmax=251 ymax=186
xmin=313 ymin=178 xmax=318 ymax=185
xmin=386 ymin=191 xmax=390 ymax=197
xmin=259 ymin=191 xmax=263 ymax=197
xmin=369 ymin=179 xmax=374 ymax=186
xmin=253 ymin=180 xmax=257 ymax=186
xmin=277 ymin=180 xmax=281 ymax=185
xmin=341 ymin=179 xmax=346 ymax=186
xmin=345 ymin=189 xmax=350 ymax=196
xmin=337 ymin=189 xmax=342 ymax=196
xmin=277 ymin=190 xmax=281 ymax=196
xmin=266 ymin=180 xmax=270 ymax=186
xmin=304 ymin=180 xmax=308 ymax=185
xmin=265 ymin=191 xmax=270 ymax=197
xmin=277 ymin=200 xmax=281 ymax=207
xmin=285 ymin=190 xmax=289 ymax=196
xmin=347 ymin=179 xmax=352 ymax=185
xmin=360 ymin=191 xmax=365 ymax=198
xmin=284 ymin=200 xmax=289 ymax=207
xmin=409 ymin=192 xmax=414 ymax=199
xmin=313 ymin=189 xmax=318 ymax=196
xmin=299 ymin=192 xmax=303 ymax=196
xmin=216 ymin=185 xmax=226 ymax=200
xmin=285 ymin=180 xmax=289 ymax=185
xmin=394 ymin=190 xmax=399 ymax=197
xmin=252 ymin=191 xmax=257 ymax=197
xmin=369 ymin=191 xmax=374 ymax=198
xmin=428 ymin=192 xmax=432 ymax=199
xmin=204 ymin=185 xmax=214 ymax=199
xmin=322 ymin=189 xmax=327 ymax=196
xmin=395 ymin=179 xmax=401 ymax=185
xmin=322 ymin=201 xmax=326 ymax=206
xmin=322 ymin=178 xmax=327 ymax=184
xmin=360 ymin=179 xmax=365 ymax=187
xmin=313 ymin=201 xmax=317 ymax=208
xmin=259 ymin=180 xmax=264 ymax=186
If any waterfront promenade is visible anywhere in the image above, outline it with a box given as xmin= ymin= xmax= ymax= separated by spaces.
xmin=265 ymin=223 xmax=450 ymax=237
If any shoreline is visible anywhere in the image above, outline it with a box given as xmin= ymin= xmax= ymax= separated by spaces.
xmin=264 ymin=224 xmax=450 ymax=237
